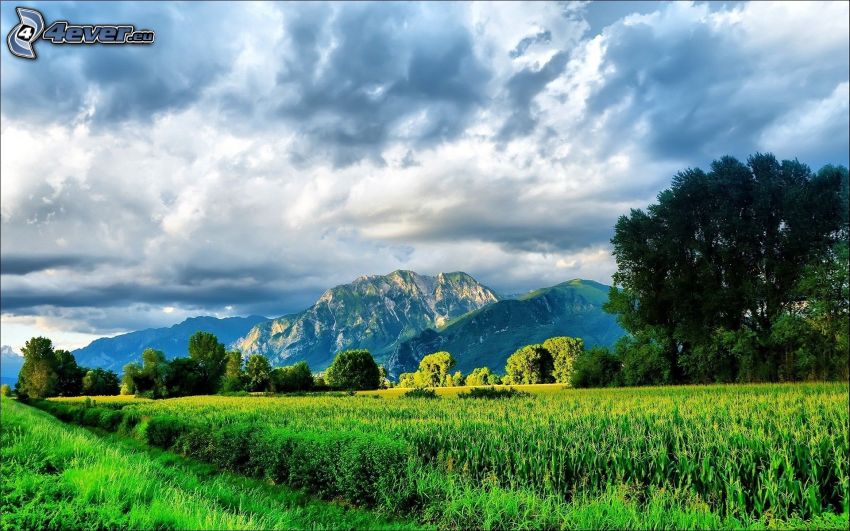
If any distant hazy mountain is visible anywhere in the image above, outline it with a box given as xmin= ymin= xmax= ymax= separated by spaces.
xmin=384 ymin=279 xmax=624 ymax=377
xmin=236 ymin=270 xmax=500 ymax=370
xmin=1 ymin=345 xmax=24 ymax=386
xmin=72 ymin=315 xmax=268 ymax=372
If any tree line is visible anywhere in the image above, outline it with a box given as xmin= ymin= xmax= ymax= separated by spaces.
xmin=13 ymin=337 xmax=119 ymax=399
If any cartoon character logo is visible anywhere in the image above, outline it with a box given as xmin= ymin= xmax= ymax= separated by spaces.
xmin=7 ymin=7 xmax=45 ymax=59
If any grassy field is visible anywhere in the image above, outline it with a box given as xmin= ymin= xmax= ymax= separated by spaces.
xmin=24 ymin=383 xmax=850 ymax=529
xmin=0 ymin=397 xmax=418 ymax=530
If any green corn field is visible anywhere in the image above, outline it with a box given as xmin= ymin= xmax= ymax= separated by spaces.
xmin=39 ymin=382 xmax=849 ymax=529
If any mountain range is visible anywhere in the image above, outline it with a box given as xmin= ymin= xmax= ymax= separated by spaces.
xmin=384 ymin=279 xmax=622 ymax=376
xmin=236 ymin=270 xmax=499 ymax=370
xmin=2 ymin=270 xmax=624 ymax=382
xmin=72 ymin=315 xmax=268 ymax=372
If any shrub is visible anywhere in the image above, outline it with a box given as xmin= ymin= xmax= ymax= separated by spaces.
xmin=571 ymin=347 xmax=622 ymax=388
xmin=505 ymin=345 xmax=555 ymax=384
xmin=402 ymin=388 xmax=440 ymax=399
xmin=145 ymin=415 xmax=187 ymax=449
xmin=458 ymin=387 xmax=530 ymax=400
xmin=326 ymin=350 xmax=381 ymax=391
xmin=0 ymin=384 xmax=10 ymax=396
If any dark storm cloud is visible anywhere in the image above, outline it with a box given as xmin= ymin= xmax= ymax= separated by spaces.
xmin=0 ymin=2 xmax=233 ymax=124
xmin=266 ymin=2 xmax=492 ymax=165
xmin=1 ymin=276 xmax=311 ymax=316
xmin=1 ymin=255 xmax=86 ymax=275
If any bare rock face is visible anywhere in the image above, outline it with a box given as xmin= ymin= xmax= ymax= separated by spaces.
xmin=235 ymin=270 xmax=500 ymax=370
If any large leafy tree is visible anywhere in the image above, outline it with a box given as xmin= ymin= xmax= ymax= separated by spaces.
xmin=504 ymin=344 xmax=555 ymax=384
xmin=165 ymin=358 xmax=205 ymax=397
xmin=417 ymin=351 xmax=457 ymax=387
xmin=325 ymin=350 xmax=381 ymax=391
xmin=607 ymin=154 xmax=846 ymax=382
xmin=220 ymin=350 xmax=245 ymax=392
xmin=542 ymin=337 xmax=583 ymax=385
xmin=134 ymin=348 xmax=169 ymax=398
xmin=81 ymin=368 xmax=120 ymax=395
xmin=270 ymin=362 xmax=313 ymax=393
xmin=54 ymin=349 xmax=85 ymax=397
xmin=188 ymin=331 xmax=227 ymax=393
xmin=245 ymin=354 xmax=272 ymax=392
xmin=16 ymin=337 xmax=59 ymax=399
xmin=465 ymin=367 xmax=500 ymax=386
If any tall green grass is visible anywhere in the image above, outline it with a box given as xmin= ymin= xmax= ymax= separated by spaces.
xmin=0 ymin=397 xmax=418 ymax=530
xmin=37 ymin=383 xmax=850 ymax=529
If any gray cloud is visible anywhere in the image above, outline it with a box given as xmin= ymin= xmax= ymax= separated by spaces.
xmin=0 ymin=2 xmax=235 ymax=124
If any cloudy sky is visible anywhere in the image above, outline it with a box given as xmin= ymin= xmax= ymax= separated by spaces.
xmin=1 ymin=1 xmax=848 ymax=351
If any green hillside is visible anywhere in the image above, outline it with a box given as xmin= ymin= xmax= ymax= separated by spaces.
xmin=385 ymin=279 xmax=623 ymax=376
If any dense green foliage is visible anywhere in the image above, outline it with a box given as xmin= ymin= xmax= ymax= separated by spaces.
xmin=81 ymin=368 xmax=120 ymax=396
xmin=15 ymin=337 xmax=118 ymax=399
xmin=401 ymin=388 xmax=440 ymax=399
xmin=270 ymin=362 xmax=314 ymax=393
xmin=457 ymin=386 xmax=530 ymax=399
xmin=542 ymin=337 xmax=582 ymax=384
xmin=0 ymin=398 xmax=415 ymax=530
xmin=54 ymin=349 xmax=85 ymax=397
xmin=607 ymin=154 xmax=849 ymax=384
xmin=326 ymin=350 xmax=381 ymax=390
xmin=504 ymin=344 xmax=555 ymax=384
xmin=220 ymin=350 xmax=245 ymax=393
xmin=245 ymin=354 xmax=272 ymax=392
xmin=398 ymin=351 xmax=463 ymax=388
xmin=187 ymin=331 xmax=228 ymax=393
xmin=464 ymin=367 xmax=501 ymax=386
xmin=36 ymin=383 xmax=848 ymax=529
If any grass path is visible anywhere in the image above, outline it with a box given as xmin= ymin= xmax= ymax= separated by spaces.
xmin=0 ymin=397 xmax=423 ymax=530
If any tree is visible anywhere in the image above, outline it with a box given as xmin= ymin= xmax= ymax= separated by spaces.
xmin=270 ymin=362 xmax=313 ymax=393
xmin=615 ymin=334 xmax=672 ymax=386
xmin=607 ymin=154 xmax=846 ymax=383
xmin=164 ymin=358 xmax=205 ymax=397
xmin=121 ymin=362 xmax=141 ymax=395
xmin=54 ymin=349 xmax=85 ymax=396
xmin=378 ymin=365 xmax=392 ymax=389
xmin=398 ymin=372 xmax=417 ymax=388
xmin=417 ymin=351 xmax=457 ymax=387
xmin=465 ymin=367 xmax=500 ymax=386
xmin=220 ymin=350 xmax=245 ymax=393
xmin=571 ymin=347 xmax=622 ymax=388
xmin=504 ymin=344 xmax=554 ymax=385
xmin=245 ymin=354 xmax=272 ymax=392
xmin=81 ymin=368 xmax=120 ymax=395
xmin=16 ymin=337 xmax=58 ymax=399
xmin=542 ymin=337 xmax=583 ymax=385
xmin=135 ymin=348 xmax=168 ymax=398
xmin=325 ymin=350 xmax=381 ymax=390
xmin=188 ymin=331 xmax=228 ymax=393
xmin=1 ymin=384 xmax=11 ymax=397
